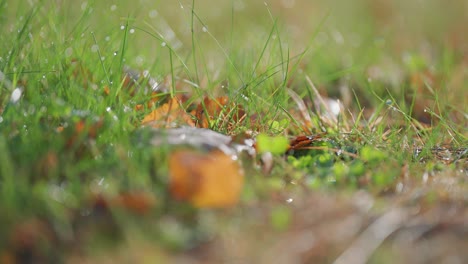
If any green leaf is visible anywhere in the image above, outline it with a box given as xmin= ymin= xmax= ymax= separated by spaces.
xmin=256 ymin=134 xmax=289 ymax=155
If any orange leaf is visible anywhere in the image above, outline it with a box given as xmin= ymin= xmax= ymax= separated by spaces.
xmin=112 ymin=192 xmax=157 ymax=215
xmin=141 ymin=98 xmax=195 ymax=128
xmin=195 ymin=96 xmax=246 ymax=129
xmin=169 ymin=149 xmax=244 ymax=208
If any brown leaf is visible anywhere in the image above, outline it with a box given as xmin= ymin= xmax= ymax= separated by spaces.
xmin=169 ymin=149 xmax=244 ymax=208
xmin=112 ymin=192 xmax=157 ymax=215
xmin=195 ymin=96 xmax=246 ymax=129
xmin=65 ymin=119 xmax=104 ymax=149
xmin=141 ymin=97 xmax=195 ymax=128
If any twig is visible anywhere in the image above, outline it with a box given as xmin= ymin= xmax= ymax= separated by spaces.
xmin=333 ymin=207 xmax=408 ymax=264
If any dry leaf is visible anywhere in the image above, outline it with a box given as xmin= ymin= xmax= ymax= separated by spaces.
xmin=112 ymin=192 xmax=157 ymax=215
xmin=141 ymin=98 xmax=195 ymax=128
xmin=195 ymin=96 xmax=246 ymax=129
xmin=169 ymin=149 xmax=244 ymax=208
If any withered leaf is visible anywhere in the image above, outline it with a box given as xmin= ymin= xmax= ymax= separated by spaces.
xmin=141 ymin=98 xmax=195 ymax=128
xmin=169 ymin=149 xmax=244 ymax=208
xmin=195 ymin=96 xmax=246 ymax=129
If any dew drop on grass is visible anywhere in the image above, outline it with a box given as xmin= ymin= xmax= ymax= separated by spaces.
xmin=129 ymin=28 xmax=135 ymax=34
xmin=120 ymin=25 xmax=125 ymax=30
xmin=135 ymin=56 xmax=144 ymax=66
xmin=0 ymin=116 xmax=3 ymax=123
xmin=386 ymin=99 xmax=393 ymax=105
xmin=106 ymin=107 xmax=111 ymax=112
xmin=65 ymin=47 xmax=73 ymax=57
xmin=286 ymin=198 xmax=293 ymax=203
xmin=110 ymin=5 xmax=117 ymax=11
xmin=161 ymin=42 xmax=166 ymax=47
xmin=149 ymin=10 xmax=157 ymax=18
xmin=100 ymin=56 xmax=105 ymax=61
xmin=105 ymin=36 xmax=110 ymax=41
xmin=81 ymin=2 xmax=87 ymax=11
xmin=10 ymin=88 xmax=22 ymax=103
xmin=91 ymin=44 xmax=99 ymax=52
xmin=113 ymin=51 xmax=118 ymax=56
xmin=202 ymin=26 xmax=208 ymax=32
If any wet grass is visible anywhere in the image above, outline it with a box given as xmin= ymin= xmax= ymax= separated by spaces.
xmin=0 ymin=0 xmax=467 ymax=262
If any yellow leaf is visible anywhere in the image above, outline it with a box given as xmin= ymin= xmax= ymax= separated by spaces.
xmin=141 ymin=98 xmax=195 ymax=128
xmin=169 ymin=149 xmax=244 ymax=208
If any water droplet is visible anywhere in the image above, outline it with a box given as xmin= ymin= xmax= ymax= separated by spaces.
xmin=65 ymin=47 xmax=73 ymax=57
xmin=10 ymin=88 xmax=22 ymax=103
xmin=81 ymin=2 xmax=87 ymax=11
xmin=129 ymin=28 xmax=135 ymax=34
xmin=105 ymin=36 xmax=110 ymax=41
xmin=135 ymin=56 xmax=144 ymax=66
xmin=161 ymin=42 xmax=166 ymax=47
xmin=113 ymin=51 xmax=118 ymax=56
xmin=110 ymin=5 xmax=117 ymax=11
xmin=100 ymin=56 xmax=105 ymax=61
xmin=286 ymin=198 xmax=293 ymax=203
xmin=42 ymin=75 xmax=46 ymax=79
xmin=180 ymin=3 xmax=184 ymax=8
xmin=91 ymin=44 xmax=99 ymax=52
xmin=120 ymin=25 xmax=125 ymax=30
xmin=106 ymin=107 xmax=111 ymax=112
xmin=0 ymin=116 xmax=3 ymax=123
xmin=202 ymin=26 xmax=208 ymax=32
xmin=149 ymin=10 xmax=157 ymax=18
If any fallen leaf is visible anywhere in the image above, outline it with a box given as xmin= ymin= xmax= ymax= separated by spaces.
xmin=169 ymin=149 xmax=244 ymax=208
xmin=195 ymin=96 xmax=246 ymax=129
xmin=65 ymin=119 xmax=104 ymax=149
xmin=141 ymin=97 xmax=195 ymax=128
xmin=112 ymin=192 xmax=157 ymax=215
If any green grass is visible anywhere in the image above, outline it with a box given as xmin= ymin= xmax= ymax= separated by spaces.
xmin=1 ymin=0 xmax=467 ymax=262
